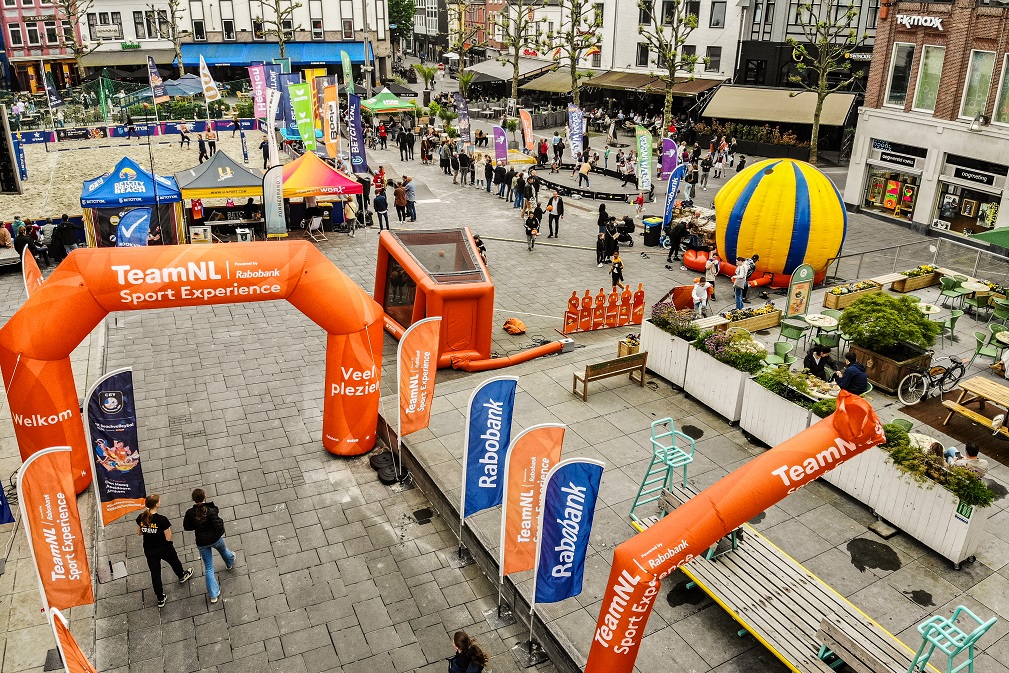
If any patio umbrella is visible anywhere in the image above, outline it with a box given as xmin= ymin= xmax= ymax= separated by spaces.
xmin=970 ymin=228 xmax=1009 ymax=249
xmin=443 ymin=52 xmax=460 ymax=60
xmin=360 ymin=88 xmax=415 ymax=114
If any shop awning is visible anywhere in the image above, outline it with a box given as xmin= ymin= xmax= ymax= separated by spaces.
xmin=175 ymin=151 xmax=263 ymax=199
xmin=582 ymin=71 xmax=660 ymax=91
xmin=282 ymin=151 xmax=362 ymax=198
xmin=521 ymin=68 xmax=602 ymax=93
xmin=466 ymin=57 xmax=553 ymax=84
xmin=80 ymin=48 xmax=176 ymax=67
xmin=181 ymin=42 xmax=373 ymax=68
xmin=969 ymin=228 xmax=1009 ymax=248
xmin=701 ymin=85 xmax=857 ymax=126
xmin=643 ymin=77 xmax=724 ymax=97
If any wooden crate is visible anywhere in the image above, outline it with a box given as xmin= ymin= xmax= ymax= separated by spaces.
xmin=823 ymin=283 xmax=882 ymax=309
xmin=891 ymin=272 xmax=941 ymax=293
xmin=618 ymin=341 xmax=640 ymax=357
xmin=727 ymin=310 xmax=782 ymax=332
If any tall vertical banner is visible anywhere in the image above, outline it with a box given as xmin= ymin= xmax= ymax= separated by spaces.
xmin=567 ymin=103 xmax=583 ymax=158
xmin=264 ymin=63 xmax=283 ymax=122
xmin=323 ymin=84 xmax=340 ymax=158
xmin=289 ymin=82 xmax=317 ymax=151
xmin=84 ymin=367 xmax=146 ymax=527
xmin=265 ymin=88 xmax=282 ymax=166
xmin=12 ymin=138 xmax=27 ymax=181
xmin=240 ymin=129 xmax=249 ymax=163
xmin=635 ymin=126 xmax=652 ymax=192
xmin=662 ymin=164 xmax=688 ymax=226
xmin=534 ymin=459 xmax=604 ymax=604
xmin=49 ymin=608 xmax=98 ymax=673
xmin=500 ymin=424 xmax=565 ymax=577
xmin=398 ymin=317 xmax=441 ymax=437
xmin=519 ymin=109 xmax=534 ymax=152
xmin=248 ymin=65 xmax=268 ymax=118
xmin=461 ymin=377 xmax=518 ymax=518
xmin=453 ymin=93 xmax=472 ymax=145
xmin=341 ymin=50 xmax=355 ymax=94
xmin=148 ymin=57 xmax=168 ymax=104
xmin=348 ymin=93 xmax=368 ymax=173
xmin=42 ymin=68 xmax=63 ymax=108
xmin=492 ymin=126 xmax=507 ymax=165
xmin=17 ymin=447 xmax=94 ymax=611
xmin=278 ymin=73 xmax=303 ymax=133
xmin=199 ymin=55 xmax=221 ymax=102
xmin=263 ymin=165 xmax=286 ymax=238
xmin=660 ymin=138 xmax=677 ymax=181
xmin=22 ymin=246 xmax=42 ymax=298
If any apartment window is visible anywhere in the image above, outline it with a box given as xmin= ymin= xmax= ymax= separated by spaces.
xmin=638 ymin=5 xmax=652 ymax=25
xmin=25 ymin=22 xmax=40 ymax=45
xmin=912 ymin=45 xmax=944 ymax=113
xmin=592 ymin=52 xmax=601 ymax=67
xmin=99 ymin=12 xmax=109 ymax=24
xmin=43 ymin=20 xmax=57 ymax=43
xmin=342 ymin=18 xmax=353 ymax=39
xmin=253 ymin=18 xmax=265 ymax=39
xmin=21 ymin=0 xmax=32 ymax=5
xmin=111 ymin=11 xmax=121 ymax=35
xmin=190 ymin=0 xmax=205 ymax=40
xmin=86 ymin=13 xmax=96 ymax=40
xmin=636 ymin=42 xmax=648 ymax=67
xmin=282 ymin=18 xmax=293 ymax=40
xmin=867 ymin=0 xmax=879 ymax=28
xmin=7 ymin=23 xmax=22 ymax=46
xmin=311 ymin=19 xmax=323 ymax=39
xmin=3 ymin=0 xmax=15 ymax=7
xmin=61 ymin=20 xmax=72 ymax=42
xmin=961 ymin=50 xmax=996 ymax=119
xmin=686 ymin=1 xmax=700 ymax=19
xmin=662 ymin=0 xmax=675 ymax=24
xmin=220 ymin=0 xmax=235 ymax=40
xmin=310 ymin=0 xmax=323 ymax=38
xmin=705 ymin=46 xmax=721 ymax=71
xmin=134 ymin=11 xmax=146 ymax=38
xmin=710 ymin=1 xmax=726 ymax=27
xmin=884 ymin=43 xmax=914 ymax=106
xmin=681 ymin=44 xmax=696 ymax=70
xmin=995 ymin=56 xmax=1009 ymax=123
xmin=744 ymin=59 xmax=767 ymax=85
xmin=752 ymin=1 xmax=762 ymax=23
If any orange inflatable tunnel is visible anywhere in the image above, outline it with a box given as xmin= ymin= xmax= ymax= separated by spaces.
xmin=683 ymin=250 xmax=824 ymax=288
xmin=375 ymin=229 xmax=494 ymax=369
xmin=584 ymin=391 xmax=886 ymax=673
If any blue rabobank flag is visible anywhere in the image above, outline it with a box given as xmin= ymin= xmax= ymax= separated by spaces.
xmin=0 ymin=485 xmax=13 ymax=524
xmin=278 ymin=72 xmax=302 ymax=131
xmin=116 ymin=208 xmax=152 ymax=247
xmin=534 ymin=459 xmax=604 ymax=605
xmin=348 ymin=94 xmax=369 ymax=174
xmin=662 ymin=164 xmax=688 ymax=227
xmin=461 ymin=376 xmax=517 ymax=518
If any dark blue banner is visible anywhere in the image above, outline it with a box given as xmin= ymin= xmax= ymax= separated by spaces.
xmin=348 ymin=93 xmax=368 ymax=174
xmin=148 ymin=56 xmax=168 ymax=104
xmin=12 ymin=139 xmax=26 ymax=181
xmin=534 ymin=459 xmax=604 ymax=604
xmin=86 ymin=367 xmax=146 ymax=526
xmin=241 ymin=130 xmax=249 ymax=163
xmin=43 ymin=70 xmax=63 ymax=108
xmin=462 ymin=376 xmax=518 ymax=518
xmin=278 ymin=72 xmax=302 ymax=132
xmin=16 ymin=130 xmax=53 ymax=144
xmin=663 ymin=164 xmax=688 ymax=227
xmin=453 ymin=93 xmax=471 ymax=145
xmin=0 ymin=484 xmax=12 ymax=524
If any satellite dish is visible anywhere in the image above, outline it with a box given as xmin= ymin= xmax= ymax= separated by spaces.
xmin=993 ymin=414 xmax=1004 ymax=435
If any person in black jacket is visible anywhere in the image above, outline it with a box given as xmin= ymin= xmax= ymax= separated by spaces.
xmin=183 ymin=488 xmax=236 ymax=604
xmin=803 ymin=344 xmax=836 ymax=381
xmin=546 ymin=191 xmax=564 ymax=237
xmin=835 ymin=351 xmax=868 ymax=395
xmin=14 ymin=225 xmax=49 ymax=266
xmin=494 ymin=163 xmax=507 ymax=198
xmin=137 ymin=495 xmax=193 ymax=608
xmin=483 ymin=158 xmax=494 ymax=193
xmin=449 ymin=631 xmax=489 ymax=673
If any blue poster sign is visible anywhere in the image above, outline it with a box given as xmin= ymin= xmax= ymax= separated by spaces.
xmin=12 ymin=139 xmax=26 ymax=180
xmin=85 ymin=367 xmax=147 ymax=527
xmin=662 ymin=164 xmax=688 ymax=227
xmin=453 ymin=93 xmax=472 ymax=145
xmin=348 ymin=93 xmax=368 ymax=174
xmin=278 ymin=72 xmax=302 ymax=132
xmin=240 ymin=129 xmax=249 ymax=163
xmin=534 ymin=459 xmax=604 ymax=605
xmin=461 ymin=377 xmax=518 ymax=518
xmin=115 ymin=208 xmax=152 ymax=247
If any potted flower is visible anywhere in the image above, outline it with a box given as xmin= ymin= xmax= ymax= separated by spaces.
xmin=720 ymin=301 xmax=782 ymax=331
xmin=891 ymin=264 xmax=940 ymax=292
xmin=838 ymin=294 xmax=940 ymax=392
xmin=639 ymin=304 xmax=699 ymax=387
xmin=823 ymin=279 xmax=882 ymax=309
xmin=740 ymin=367 xmax=817 ymax=446
xmin=684 ymin=329 xmax=767 ymax=422
xmin=619 ymin=333 xmax=640 ymax=358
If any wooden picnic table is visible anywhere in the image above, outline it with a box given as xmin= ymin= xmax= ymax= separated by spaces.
xmin=942 ymin=375 xmax=1009 ymax=437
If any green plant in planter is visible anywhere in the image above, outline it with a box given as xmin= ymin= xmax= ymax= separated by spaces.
xmin=811 ymin=398 xmax=836 ymax=418
xmin=649 ymin=303 xmax=700 ymax=341
xmin=753 ymin=367 xmax=815 ymax=409
xmin=838 ymin=294 xmax=940 ymax=357
xmin=693 ymin=329 xmax=767 ymax=374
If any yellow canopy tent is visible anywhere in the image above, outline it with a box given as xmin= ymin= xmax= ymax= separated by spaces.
xmin=174 ymin=151 xmax=264 ymax=199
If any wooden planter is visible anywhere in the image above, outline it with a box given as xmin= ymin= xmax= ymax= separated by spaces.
xmin=639 ymin=320 xmax=691 ymax=388
xmin=683 ymin=348 xmax=748 ymax=422
xmin=850 ymin=343 xmax=932 ymax=393
xmin=823 ymin=283 xmax=882 ymax=309
xmin=739 ymin=378 xmax=814 ymax=447
xmin=727 ymin=310 xmax=782 ymax=332
xmin=822 ymin=446 xmax=990 ymax=567
xmin=618 ymin=342 xmax=640 ymax=357
xmin=891 ymin=272 xmax=941 ymax=293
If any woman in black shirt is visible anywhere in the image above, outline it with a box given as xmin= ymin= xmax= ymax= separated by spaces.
xmin=136 ymin=494 xmax=193 ymax=607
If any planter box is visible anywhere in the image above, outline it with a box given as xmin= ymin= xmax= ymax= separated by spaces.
xmin=850 ymin=343 xmax=931 ymax=393
xmin=618 ymin=342 xmax=640 ymax=357
xmin=739 ymin=378 xmax=813 ymax=447
xmin=823 ymin=283 xmax=882 ymax=309
xmin=639 ymin=320 xmax=690 ymax=388
xmin=822 ymin=446 xmax=989 ymax=566
xmin=727 ymin=310 xmax=782 ymax=332
xmin=683 ymin=348 xmax=748 ymax=422
xmin=891 ymin=272 xmax=941 ymax=293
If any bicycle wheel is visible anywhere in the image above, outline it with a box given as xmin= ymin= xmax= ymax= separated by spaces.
xmin=897 ymin=372 xmax=928 ymax=406
xmin=940 ymin=363 xmax=966 ymax=393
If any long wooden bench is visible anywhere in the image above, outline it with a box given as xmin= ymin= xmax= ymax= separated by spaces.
xmin=692 ymin=315 xmax=730 ymax=332
xmin=817 ymin=613 xmax=920 ymax=673
xmin=572 ymin=352 xmax=647 ymax=401
xmin=869 ymin=272 xmax=907 ymax=286
xmin=641 ymin=485 xmax=936 ymax=673
xmin=942 ymin=400 xmax=1009 ymax=437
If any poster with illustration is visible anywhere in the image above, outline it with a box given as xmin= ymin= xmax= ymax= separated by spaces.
xmin=883 ymin=180 xmax=900 ymax=210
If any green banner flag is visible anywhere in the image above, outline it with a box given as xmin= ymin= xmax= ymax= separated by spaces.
xmin=289 ymin=82 xmax=316 ymax=151
xmin=635 ymin=125 xmax=653 ymax=193
xmin=340 ymin=50 xmax=354 ymax=95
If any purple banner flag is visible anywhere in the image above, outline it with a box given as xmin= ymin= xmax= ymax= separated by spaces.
xmin=453 ymin=93 xmax=472 ymax=145
xmin=493 ymin=126 xmax=507 ymax=165
xmin=348 ymin=93 xmax=369 ymax=174
xmin=661 ymin=138 xmax=678 ymax=181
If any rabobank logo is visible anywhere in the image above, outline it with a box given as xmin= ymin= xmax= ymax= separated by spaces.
xmin=119 ymin=167 xmax=137 ymax=180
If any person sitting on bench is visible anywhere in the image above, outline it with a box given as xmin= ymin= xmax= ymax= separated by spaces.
xmin=804 ymin=344 xmax=836 ymax=382
xmin=14 ymin=224 xmax=49 ymax=266
xmin=834 ymin=351 xmax=868 ymax=395
xmin=951 ymin=442 xmax=989 ymax=478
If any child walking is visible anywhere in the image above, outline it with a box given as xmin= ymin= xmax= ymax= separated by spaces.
xmin=184 ymin=488 xmax=236 ymax=604
xmin=137 ymin=495 xmax=193 ymax=608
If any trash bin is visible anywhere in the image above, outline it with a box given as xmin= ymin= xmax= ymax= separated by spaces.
xmin=643 ymin=216 xmax=663 ymax=247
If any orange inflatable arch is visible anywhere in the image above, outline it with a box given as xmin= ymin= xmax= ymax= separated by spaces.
xmin=0 ymin=241 xmax=385 ymax=494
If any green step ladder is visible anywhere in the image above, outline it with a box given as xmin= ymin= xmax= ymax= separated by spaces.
xmin=629 ymin=418 xmax=696 ymax=530
xmin=907 ymin=606 xmax=996 ymax=673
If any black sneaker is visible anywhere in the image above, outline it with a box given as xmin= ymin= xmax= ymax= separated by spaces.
xmin=157 ymin=595 xmax=167 ymax=608
xmin=180 ymin=568 xmax=194 ymax=583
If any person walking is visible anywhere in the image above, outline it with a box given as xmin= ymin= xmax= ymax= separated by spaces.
xmin=596 ymin=232 xmax=607 ymax=267
xmin=440 ymin=142 xmax=452 ymax=175
xmin=231 ymin=111 xmax=241 ymax=137
xmin=374 ymin=189 xmax=390 ymax=230
xmin=197 ymin=133 xmax=209 ymax=164
xmin=610 ymin=252 xmax=625 ymax=290
xmin=137 ymin=495 xmax=193 ymax=608
xmin=683 ymin=162 xmax=697 ymax=200
xmin=450 ymin=152 xmax=461 ymax=184
xmin=524 ymin=212 xmax=539 ymax=251
xmin=399 ymin=130 xmax=410 ymax=161
xmin=484 ymin=158 xmax=494 ymax=193
xmin=393 ymin=182 xmax=407 ymax=222
xmin=179 ymin=121 xmax=191 ymax=148
xmin=596 ymin=203 xmax=609 ymax=234
xmin=259 ymin=135 xmax=270 ymax=169
xmin=206 ymin=126 xmax=218 ymax=156
xmin=183 ymin=488 xmax=235 ymax=604
xmin=449 ymin=632 xmax=489 ymax=673
xmin=125 ymin=114 xmax=140 ymax=139
xmin=732 ymin=258 xmax=748 ymax=310
xmin=407 ymin=129 xmax=416 ymax=159
xmin=546 ymin=191 xmax=564 ymax=238
xmin=700 ymin=154 xmax=712 ymax=191
xmin=404 ymin=176 xmax=417 ymax=221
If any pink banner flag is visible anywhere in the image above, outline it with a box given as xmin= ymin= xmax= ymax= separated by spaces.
xmin=519 ymin=109 xmax=534 ymax=152
xmin=248 ymin=65 xmax=267 ymax=118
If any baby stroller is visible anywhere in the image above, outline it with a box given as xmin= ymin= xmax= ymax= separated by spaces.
xmin=616 ymin=216 xmax=635 ymax=247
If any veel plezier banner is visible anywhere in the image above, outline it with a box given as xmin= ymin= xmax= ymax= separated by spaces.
xmin=398 ymin=317 xmax=441 ymax=437
xmin=17 ymin=446 xmax=94 ymax=611
xmin=461 ymin=376 xmax=518 ymax=518
xmin=84 ymin=367 xmax=146 ymax=527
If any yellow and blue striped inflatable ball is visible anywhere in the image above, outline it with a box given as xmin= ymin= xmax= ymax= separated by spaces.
xmin=714 ymin=158 xmax=846 ymax=277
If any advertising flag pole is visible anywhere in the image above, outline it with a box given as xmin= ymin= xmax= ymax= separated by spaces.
xmin=40 ymin=60 xmax=56 ymax=138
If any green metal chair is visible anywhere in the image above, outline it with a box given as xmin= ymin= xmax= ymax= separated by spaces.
xmin=989 ymin=324 xmax=1007 ymax=356
xmin=814 ymin=333 xmax=841 ymax=358
xmin=940 ymin=277 xmax=970 ymax=308
xmin=939 ymin=310 xmax=964 ymax=348
xmin=906 ymin=606 xmax=997 ymax=673
xmin=988 ymin=298 xmax=1009 ymax=326
xmin=779 ymin=319 xmax=810 ymax=350
xmin=968 ymin=331 xmax=1000 ymax=368
xmin=764 ymin=341 xmax=796 ymax=367
xmin=860 ymin=382 xmax=873 ymax=398
xmin=891 ymin=418 xmax=914 ymax=432
xmin=963 ymin=292 xmax=991 ymax=321
xmin=819 ymin=309 xmax=843 ymax=335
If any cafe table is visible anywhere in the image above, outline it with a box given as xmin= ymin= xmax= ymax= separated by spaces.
xmin=962 ymin=281 xmax=990 ymax=294
xmin=918 ymin=303 xmax=942 ymax=315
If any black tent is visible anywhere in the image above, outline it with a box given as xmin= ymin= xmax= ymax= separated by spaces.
xmin=174 ymin=151 xmax=263 ymax=199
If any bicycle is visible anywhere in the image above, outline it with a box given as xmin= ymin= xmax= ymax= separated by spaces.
xmin=897 ymin=355 xmax=966 ymax=406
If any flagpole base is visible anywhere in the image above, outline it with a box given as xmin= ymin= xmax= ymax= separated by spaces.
xmin=510 ymin=640 xmax=548 ymax=668
xmin=449 ymin=546 xmax=474 ymax=569
xmin=43 ymin=649 xmax=62 ymax=671
xmin=484 ymin=605 xmax=516 ymax=629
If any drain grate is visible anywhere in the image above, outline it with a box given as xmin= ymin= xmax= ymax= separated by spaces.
xmin=412 ymin=508 xmax=434 ymax=525
xmin=168 ymin=412 xmax=192 ymax=434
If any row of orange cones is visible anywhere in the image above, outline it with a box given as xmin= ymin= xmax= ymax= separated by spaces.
xmin=563 ymin=284 xmax=646 ymax=334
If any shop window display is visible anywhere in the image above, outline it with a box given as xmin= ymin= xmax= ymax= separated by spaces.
xmin=863 ymin=167 xmax=918 ymax=221
xmin=933 ymin=184 xmax=1000 ymax=235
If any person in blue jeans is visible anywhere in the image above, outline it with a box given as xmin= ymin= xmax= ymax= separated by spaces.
xmin=183 ymin=488 xmax=235 ymax=604
xmin=732 ymin=259 xmax=747 ymax=310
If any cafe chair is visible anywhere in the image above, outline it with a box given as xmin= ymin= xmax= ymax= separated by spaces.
xmin=968 ymin=331 xmax=1000 ymax=368
xmin=764 ymin=341 xmax=796 ymax=368
xmin=963 ymin=292 xmax=991 ymax=321
xmin=307 ymin=216 xmax=327 ymax=243
xmin=988 ymin=298 xmax=1009 ymax=326
xmin=814 ymin=332 xmax=841 ymax=355
xmin=891 ymin=418 xmax=914 ymax=432
xmin=820 ymin=309 xmax=843 ymax=334
xmin=779 ymin=319 xmax=810 ymax=351
xmin=907 ymin=606 xmax=997 ymax=673
xmin=860 ymin=383 xmax=873 ymax=398
xmin=940 ymin=277 xmax=969 ymax=308
xmin=989 ymin=324 xmax=1008 ymax=356
xmin=939 ymin=310 xmax=964 ymax=348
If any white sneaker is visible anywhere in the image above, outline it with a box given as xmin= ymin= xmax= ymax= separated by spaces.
xmin=597 ymin=263 xmax=603 ymax=267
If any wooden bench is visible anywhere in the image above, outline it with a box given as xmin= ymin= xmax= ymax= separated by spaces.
xmin=936 ymin=267 xmax=978 ymax=283
xmin=236 ymin=91 xmax=252 ymax=100
xmin=942 ymin=400 xmax=1009 ymax=437
xmin=639 ymin=485 xmax=932 ymax=673
xmin=817 ymin=613 xmax=923 ymax=673
xmin=572 ymin=351 xmax=646 ymax=401
xmin=869 ymin=272 xmax=906 ymax=285
xmin=692 ymin=315 xmax=730 ymax=332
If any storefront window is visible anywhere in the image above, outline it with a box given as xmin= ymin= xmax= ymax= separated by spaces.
xmin=934 ymin=184 xmax=1000 ymax=235
xmin=863 ymin=167 xmax=919 ymax=222
xmin=913 ymin=46 xmax=945 ymax=113
xmin=885 ymin=43 xmax=914 ymax=106
xmin=960 ymin=50 xmax=996 ymax=119
xmin=994 ymin=54 xmax=1009 ymax=124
